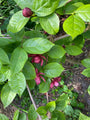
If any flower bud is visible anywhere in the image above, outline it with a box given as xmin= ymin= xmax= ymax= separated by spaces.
xmin=22 ymin=7 xmax=33 ymax=18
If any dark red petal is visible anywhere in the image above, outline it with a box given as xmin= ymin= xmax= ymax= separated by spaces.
xmin=50 ymin=83 xmax=54 ymax=88
xmin=35 ymin=68 xmax=38 ymax=74
xmin=54 ymin=81 xmax=59 ymax=87
xmin=38 ymin=72 xmax=44 ymax=75
xmin=35 ymin=76 xmax=41 ymax=85
xmin=41 ymin=59 xmax=43 ymax=66
xmin=40 ymin=76 xmax=46 ymax=82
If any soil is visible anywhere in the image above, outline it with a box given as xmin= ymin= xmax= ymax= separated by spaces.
xmin=63 ymin=64 xmax=90 ymax=115
xmin=0 ymin=100 xmax=17 ymax=119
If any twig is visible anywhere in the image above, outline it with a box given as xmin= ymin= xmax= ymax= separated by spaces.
xmin=26 ymin=84 xmax=37 ymax=110
xmin=67 ymin=0 xmax=72 ymax=3
xmin=0 ymin=36 xmax=11 ymax=39
xmin=26 ymin=84 xmax=42 ymax=120
xmin=54 ymin=34 xmax=69 ymax=41
xmin=65 ymin=58 xmax=82 ymax=66
xmin=1 ymin=26 xmax=89 ymax=41
xmin=53 ymin=23 xmax=90 ymax=42
xmin=11 ymin=103 xmax=28 ymax=113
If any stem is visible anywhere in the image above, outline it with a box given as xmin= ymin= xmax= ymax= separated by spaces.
xmin=0 ymin=25 xmax=89 ymax=41
xmin=46 ymin=92 xmax=49 ymax=103
xmin=54 ymin=34 xmax=69 ymax=42
xmin=67 ymin=0 xmax=72 ymax=3
xmin=65 ymin=58 xmax=82 ymax=66
xmin=26 ymin=84 xmax=42 ymax=120
xmin=11 ymin=103 xmax=28 ymax=113
xmin=26 ymin=84 xmax=37 ymax=110
xmin=0 ymin=36 xmax=11 ymax=39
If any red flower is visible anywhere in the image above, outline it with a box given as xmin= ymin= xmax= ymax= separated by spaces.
xmin=44 ymin=31 xmax=47 ymax=34
xmin=22 ymin=7 xmax=33 ymax=18
xmin=28 ymin=54 xmax=47 ymax=66
xmin=35 ymin=68 xmax=46 ymax=85
xmin=50 ymin=77 xmax=61 ymax=88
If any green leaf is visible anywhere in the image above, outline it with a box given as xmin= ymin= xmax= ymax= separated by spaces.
xmin=18 ymin=113 xmax=26 ymax=120
xmin=3 ymin=69 xmax=11 ymax=80
xmin=7 ymin=11 xmax=29 ymax=33
xmin=56 ymin=7 xmax=64 ymax=15
xmin=48 ymin=56 xmax=65 ymax=63
xmin=14 ymin=0 xmax=59 ymax=17
xmin=0 ymin=113 xmax=9 ymax=120
xmin=0 ymin=65 xmax=8 ymax=83
xmin=82 ymin=68 xmax=90 ymax=77
xmin=42 ymin=117 xmax=49 ymax=120
xmin=31 ymin=16 xmax=39 ymax=23
xmin=0 ymin=38 xmax=15 ymax=47
xmin=13 ymin=110 xmax=19 ymax=120
xmin=75 ymin=5 xmax=90 ymax=22
xmin=50 ymin=118 xmax=57 ymax=120
xmin=23 ymin=37 xmax=54 ymax=54
xmin=23 ymin=61 xmax=36 ymax=80
xmin=0 ymin=48 xmax=10 ymax=64
xmin=8 ymin=29 xmax=25 ymax=42
xmin=10 ymin=47 xmax=28 ymax=75
xmin=0 ymin=61 xmax=2 ymax=70
xmin=79 ymin=112 xmax=90 ymax=120
xmin=35 ymin=24 xmax=43 ymax=31
xmin=40 ymin=13 xmax=59 ymax=35
xmin=63 ymin=15 xmax=85 ymax=39
xmin=81 ymin=58 xmax=90 ymax=68
xmin=83 ymin=30 xmax=90 ymax=39
xmin=54 ymin=36 xmax=72 ymax=45
xmin=51 ymin=111 xmax=65 ymax=120
xmin=1 ymin=83 xmax=16 ymax=108
xmin=88 ymin=85 xmax=90 ymax=95
xmin=65 ymin=45 xmax=83 ymax=56
xmin=57 ymin=0 xmax=68 ymax=8
xmin=46 ymin=101 xmax=56 ymax=112
xmin=48 ymin=45 xmax=66 ymax=59
xmin=56 ymin=93 xmax=69 ymax=111
xmin=63 ymin=105 xmax=74 ymax=116
xmin=71 ymin=99 xmax=78 ymax=108
xmin=25 ymin=30 xmax=45 ymax=39
xmin=39 ymin=79 xmax=51 ymax=93
xmin=0 ymin=72 xmax=7 ymax=82
xmin=8 ymin=72 xmax=26 ymax=97
xmin=72 ymin=35 xmax=85 ymax=48
xmin=64 ymin=2 xmax=84 ymax=14
xmin=14 ymin=0 xmax=32 ymax=9
xmin=27 ymin=80 xmax=36 ymax=89
xmin=37 ymin=106 xmax=47 ymax=115
xmin=44 ymin=62 xmax=64 ymax=78
xmin=28 ymin=104 xmax=38 ymax=120
xmin=32 ymin=0 xmax=59 ymax=17
xmin=0 ymin=29 xmax=3 ymax=36
xmin=0 ymin=67 xmax=11 ymax=82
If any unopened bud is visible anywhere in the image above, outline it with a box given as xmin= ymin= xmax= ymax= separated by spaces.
xmin=22 ymin=7 xmax=33 ymax=18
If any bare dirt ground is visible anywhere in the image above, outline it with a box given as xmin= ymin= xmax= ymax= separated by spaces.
xmin=0 ymin=100 xmax=17 ymax=119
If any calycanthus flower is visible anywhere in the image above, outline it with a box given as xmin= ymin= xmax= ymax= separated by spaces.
xmin=28 ymin=54 xmax=47 ymax=66
xmin=50 ymin=77 xmax=61 ymax=88
xmin=35 ymin=68 xmax=46 ymax=85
